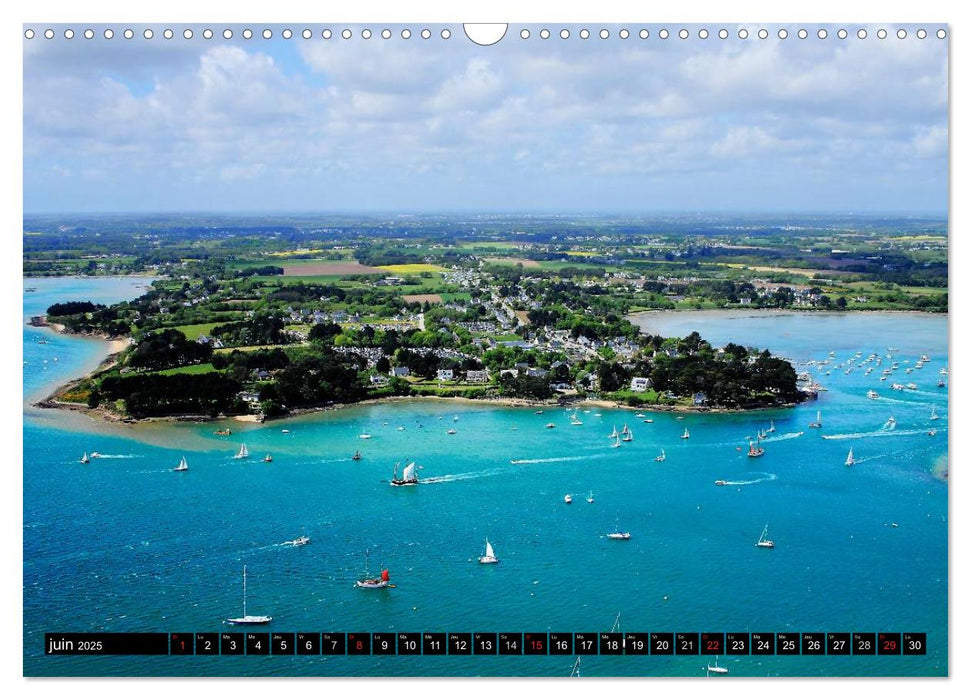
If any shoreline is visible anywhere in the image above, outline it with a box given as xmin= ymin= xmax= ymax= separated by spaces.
xmin=37 ymin=388 xmax=803 ymax=428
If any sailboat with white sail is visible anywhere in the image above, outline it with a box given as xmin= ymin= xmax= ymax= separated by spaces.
xmin=621 ymin=428 xmax=633 ymax=442
xmin=478 ymin=538 xmax=499 ymax=564
xmin=233 ymin=443 xmax=249 ymax=460
xmin=608 ymin=426 xmax=619 ymax=439
xmin=79 ymin=453 xmax=90 ymax=464
xmin=930 ymin=407 xmax=940 ymax=421
xmin=755 ymin=524 xmax=775 ymax=549
xmin=226 ymin=565 xmax=272 ymax=624
xmin=654 ymin=448 xmax=666 ymax=462
xmin=845 ymin=447 xmax=856 ymax=467
xmin=390 ymin=461 xmax=419 ymax=486
xmin=173 ymin=456 xmax=188 ymax=472
xmin=681 ymin=427 xmax=690 ymax=440
xmin=808 ymin=410 xmax=822 ymax=429
xmin=706 ymin=656 xmax=729 ymax=675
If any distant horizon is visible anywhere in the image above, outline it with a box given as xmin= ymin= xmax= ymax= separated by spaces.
xmin=22 ymin=208 xmax=949 ymax=220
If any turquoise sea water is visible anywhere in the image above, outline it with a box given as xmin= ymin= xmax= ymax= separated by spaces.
xmin=23 ymin=283 xmax=948 ymax=677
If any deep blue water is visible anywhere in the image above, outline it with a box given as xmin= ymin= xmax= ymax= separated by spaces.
xmin=24 ymin=284 xmax=948 ymax=676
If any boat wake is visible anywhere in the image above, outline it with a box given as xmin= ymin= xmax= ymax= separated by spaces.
xmin=822 ymin=428 xmax=939 ymax=441
xmin=92 ymin=454 xmax=138 ymax=459
xmin=759 ymin=431 xmax=804 ymax=443
xmin=510 ymin=455 xmax=595 ymax=465
xmin=718 ymin=472 xmax=778 ymax=486
xmin=421 ymin=467 xmax=514 ymax=484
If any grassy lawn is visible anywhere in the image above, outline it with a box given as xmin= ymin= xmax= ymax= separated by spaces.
xmin=153 ymin=363 xmax=220 ymax=376
xmin=172 ymin=322 xmax=219 ymax=340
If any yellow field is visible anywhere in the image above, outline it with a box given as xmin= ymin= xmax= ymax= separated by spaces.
xmin=566 ymin=251 xmax=600 ymax=257
xmin=377 ymin=264 xmax=445 ymax=274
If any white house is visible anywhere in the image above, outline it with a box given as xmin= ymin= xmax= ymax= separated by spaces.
xmin=392 ymin=366 xmax=410 ymax=378
xmin=630 ymin=377 xmax=652 ymax=392
xmin=465 ymin=369 xmax=490 ymax=383
xmin=436 ymin=369 xmax=454 ymax=381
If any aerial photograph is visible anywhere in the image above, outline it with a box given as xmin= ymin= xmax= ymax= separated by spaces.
xmin=22 ymin=22 xmax=947 ymax=678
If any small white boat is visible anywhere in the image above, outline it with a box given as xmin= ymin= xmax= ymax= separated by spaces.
xmin=707 ymin=656 xmax=729 ymax=675
xmin=643 ymin=418 xmax=654 ymax=423
xmin=930 ymin=407 xmax=940 ymax=421
xmin=173 ymin=456 xmax=189 ymax=472
xmin=845 ymin=447 xmax=856 ymax=467
xmin=352 ymin=450 xmax=362 ymax=461
xmin=767 ymin=420 xmax=776 ymax=433
xmin=79 ymin=453 xmax=90 ymax=464
xmin=809 ymin=410 xmax=822 ymax=428
xmin=226 ymin=565 xmax=272 ymax=624
xmin=285 ymin=536 xmax=310 ymax=547
xmin=447 ymin=428 xmax=456 ymax=435
xmin=546 ymin=422 xmax=556 ymax=429
xmin=586 ymin=492 xmax=594 ymax=503
xmin=564 ymin=494 xmax=573 ymax=504
xmin=907 ymin=383 xmax=918 ymax=390
xmin=390 ymin=462 xmax=419 ymax=486
xmin=867 ymin=390 xmax=879 ymax=399
xmin=233 ymin=443 xmax=249 ymax=460
xmin=756 ymin=524 xmax=775 ymax=549
xmin=453 ymin=415 xmax=459 ymax=422
xmin=608 ymin=426 xmax=619 ymax=438
xmin=358 ymin=433 xmax=372 ymax=439
xmin=885 ymin=416 xmax=896 ymax=429
xmin=262 ymin=453 xmax=273 ymax=463
xmin=606 ymin=531 xmax=631 ymax=540
xmin=747 ymin=441 xmax=765 ymax=458
xmin=611 ymin=435 xmax=621 ymax=448
xmin=681 ymin=428 xmax=690 ymax=440
xmin=654 ymin=449 xmax=666 ymax=462
xmin=355 ymin=551 xmax=393 ymax=588
xmin=928 ymin=429 xmax=937 ymax=436
xmin=478 ymin=539 xmax=499 ymax=565
xmin=620 ymin=423 xmax=630 ymax=436
xmin=621 ymin=429 xmax=633 ymax=442
xmin=570 ymin=413 xmax=583 ymax=426
xmin=90 ymin=452 xmax=101 ymax=458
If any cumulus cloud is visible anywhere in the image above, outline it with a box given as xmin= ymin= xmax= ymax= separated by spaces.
xmin=22 ymin=25 xmax=949 ymax=212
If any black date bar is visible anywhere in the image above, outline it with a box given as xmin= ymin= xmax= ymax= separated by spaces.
xmin=46 ymin=633 xmax=169 ymax=655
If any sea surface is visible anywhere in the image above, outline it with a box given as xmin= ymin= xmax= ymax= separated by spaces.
xmin=24 ymin=283 xmax=948 ymax=677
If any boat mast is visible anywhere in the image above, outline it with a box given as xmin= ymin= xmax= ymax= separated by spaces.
xmin=242 ymin=565 xmax=247 ymax=618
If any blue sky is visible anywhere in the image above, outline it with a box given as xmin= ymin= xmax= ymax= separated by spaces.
xmin=22 ymin=23 xmax=948 ymax=214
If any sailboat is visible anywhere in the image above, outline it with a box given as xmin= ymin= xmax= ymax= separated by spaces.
xmin=478 ymin=539 xmax=499 ymax=564
xmin=173 ymin=456 xmax=188 ymax=472
xmin=808 ymin=410 xmax=822 ymax=428
xmin=79 ymin=453 xmax=90 ymax=464
xmin=654 ymin=449 xmax=666 ymax=462
xmin=747 ymin=440 xmax=764 ymax=458
xmin=352 ymin=450 xmax=362 ymax=461
xmin=620 ymin=423 xmax=630 ymax=436
xmin=570 ymin=656 xmax=581 ymax=677
xmin=356 ymin=568 xmax=392 ymax=589
xmin=390 ymin=461 xmax=419 ymax=486
xmin=564 ymin=494 xmax=573 ymax=504
xmin=262 ymin=453 xmax=273 ymax=463
xmin=845 ymin=447 xmax=856 ymax=467
xmin=767 ymin=420 xmax=776 ymax=433
xmin=608 ymin=426 xmax=619 ymax=439
xmin=358 ymin=432 xmax=372 ymax=439
xmin=611 ymin=435 xmax=621 ymax=448
xmin=226 ymin=565 xmax=272 ymax=624
xmin=587 ymin=492 xmax=595 ymax=503
xmin=234 ymin=443 xmax=249 ymax=460
xmin=681 ymin=427 xmax=690 ymax=439
xmin=621 ymin=428 xmax=633 ymax=442
xmin=570 ymin=413 xmax=583 ymax=426
xmin=930 ymin=407 xmax=940 ymax=421
xmin=284 ymin=535 xmax=310 ymax=546
xmin=607 ymin=531 xmax=631 ymax=540
xmin=706 ymin=656 xmax=729 ymax=675
xmin=755 ymin=524 xmax=775 ymax=549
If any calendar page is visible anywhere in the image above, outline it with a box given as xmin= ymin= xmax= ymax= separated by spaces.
xmin=21 ymin=19 xmax=949 ymax=679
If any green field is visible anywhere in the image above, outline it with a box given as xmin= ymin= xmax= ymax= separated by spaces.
xmin=171 ymin=323 xmax=220 ymax=340
xmin=153 ymin=363 xmax=219 ymax=376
